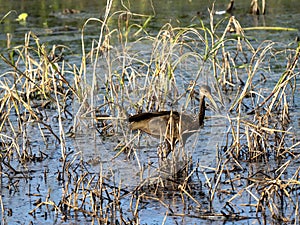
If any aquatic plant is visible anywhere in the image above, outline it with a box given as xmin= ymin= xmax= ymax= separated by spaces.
xmin=0 ymin=0 xmax=299 ymax=224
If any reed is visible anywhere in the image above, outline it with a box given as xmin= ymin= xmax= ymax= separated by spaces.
xmin=0 ymin=1 xmax=299 ymax=224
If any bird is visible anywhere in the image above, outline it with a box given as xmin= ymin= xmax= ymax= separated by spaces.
xmin=128 ymin=85 xmax=219 ymax=158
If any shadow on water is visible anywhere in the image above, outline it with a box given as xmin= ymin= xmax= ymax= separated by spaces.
xmin=0 ymin=0 xmax=300 ymax=224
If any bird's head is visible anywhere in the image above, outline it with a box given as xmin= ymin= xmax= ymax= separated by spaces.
xmin=199 ymin=85 xmax=219 ymax=112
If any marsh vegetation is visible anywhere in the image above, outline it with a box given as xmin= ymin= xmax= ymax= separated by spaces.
xmin=0 ymin=0 xmax=299 ymax=224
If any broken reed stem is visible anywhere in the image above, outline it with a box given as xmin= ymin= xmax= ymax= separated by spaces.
xmin=178 ymin=184 xmax=201 ymax=207
xmin=211 ymin=159 xmax=227 ymax=202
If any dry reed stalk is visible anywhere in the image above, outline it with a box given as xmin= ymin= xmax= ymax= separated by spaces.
xmin=0 ymin=36 xmax=74 ymax=166
xmin=0 ymin=186 xmax=4 ymax=224
xmin=1 ymin=2 xmax=299 ymax=224
xmin=253 ymin=44 xmax=299 ymax=113
xmin=229 ymin=41 xmax=274 ymax=111
xmin=178 ymin=184 xmax=201 ymax=207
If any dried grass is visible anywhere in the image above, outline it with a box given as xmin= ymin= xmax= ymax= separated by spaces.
xmin=0 ymin=1 xmax=299 ymax=224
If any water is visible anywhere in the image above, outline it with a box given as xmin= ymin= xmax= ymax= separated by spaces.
xmin=0 ymin=0 xmax=299 ymax=224
xmin=1 ymin=0 xmax=299 ymax=49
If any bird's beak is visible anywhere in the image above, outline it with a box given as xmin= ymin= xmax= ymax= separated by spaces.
xmin=206 ymin=93 xmax=220 ymax=113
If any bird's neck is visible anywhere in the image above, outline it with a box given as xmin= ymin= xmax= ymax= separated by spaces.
xmin=199 ymin=96 xmax=205 ymax=127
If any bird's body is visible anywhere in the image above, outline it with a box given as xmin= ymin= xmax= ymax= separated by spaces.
xmin=129 ymin=85 xmax=218 ymax=158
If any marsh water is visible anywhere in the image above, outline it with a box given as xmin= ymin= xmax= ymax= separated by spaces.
xmin=1 ymin=0 xmax=300 ymax=224
xmin=1 ymin=0 xmax=300 ymax=49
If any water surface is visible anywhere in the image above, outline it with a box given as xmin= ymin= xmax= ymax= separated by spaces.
xmin=0 ymin=0 xmax=299 ymax=224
